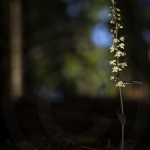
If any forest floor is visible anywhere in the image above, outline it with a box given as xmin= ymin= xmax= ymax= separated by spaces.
xmin=1 ymin=96 xmax=150 ymax=150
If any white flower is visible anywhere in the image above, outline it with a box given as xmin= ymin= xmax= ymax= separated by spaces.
xmin=112 ymin=66 xmax=122 ymax=72
xmin=113 ymin=38 xmax=119 ymax=43
xmin=119 ymin=62 xmax=127 ymax=68
xmin=110 ymin=46 xmax=115 ymax=52
xmin=120 ymin=37 xmax=124 ymax=42
xmin=115 ymin=51 xmax=126 ymax=57
xmin=115 ymin=81 xmax=125 ymax=87
xmin=110 ymin=76 xmax=115 ymax=81
xmin=109 ymin=60 xmax=116 ymax=65
xmin=118 ymin=43 xmax=125 ymax=49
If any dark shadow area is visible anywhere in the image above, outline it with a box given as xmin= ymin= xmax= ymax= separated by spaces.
xmin=1 ymin=0 xmax=150 ymax=149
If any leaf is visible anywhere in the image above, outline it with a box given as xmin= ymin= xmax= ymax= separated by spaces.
xmin=124 ymin=81 xmax=143 ymax=85
xmin=132 ymin=81 xmax=143 ymax=84
xmin=116 ymin=110 xmax=126 ymax=126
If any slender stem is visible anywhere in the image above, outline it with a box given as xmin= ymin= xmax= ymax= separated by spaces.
xmin=119 ymin=87 xmax=124 ymax=114
xmin=112 ymin=1 xmax=124 ymax=150
xmin=122 ymin=126 xmax=124 ymax=150
xmin=120 ymin=87 xmax=124 ymax=150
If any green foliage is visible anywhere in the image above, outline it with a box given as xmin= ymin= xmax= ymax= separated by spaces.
xmin=32 ymin=48 xmax=118 ymax=98
xmin=28 ymin=0 xmax=119 ymax=98
xmin=62 ymin=50 xmax=117 ymax=98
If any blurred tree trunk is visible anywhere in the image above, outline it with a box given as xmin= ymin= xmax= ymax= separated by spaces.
xmin=120 ymin=0 xmax=150 ymax=81
xmin=9 ymin=0 xmax=23 ymax=101
xmin=129 ymin=0 xmax=150 ymax=81
xmin=132 ymin=0 xmax=150 ymax=80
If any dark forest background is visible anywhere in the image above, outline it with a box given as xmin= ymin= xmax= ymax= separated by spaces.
xmin=0 ymin=0 xmax=150 ymax=149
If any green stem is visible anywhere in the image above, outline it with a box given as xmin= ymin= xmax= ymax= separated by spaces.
xmin=120 ymin=86 xmax=124 ymax=150
xmin=119 ymin=87 xmax=124 ymax=114
xmin=112 ymin=1 xmax=124 ymax=150
xmin=122 ymin=126 xmax=124 ymax=150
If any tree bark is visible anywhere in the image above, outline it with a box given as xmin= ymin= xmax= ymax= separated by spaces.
xmin=9 ymin=0 xmax=23 ymax=100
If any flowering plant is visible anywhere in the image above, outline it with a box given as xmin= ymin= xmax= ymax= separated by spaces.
xmin=108 ymin=1 xmax=126 ymax=149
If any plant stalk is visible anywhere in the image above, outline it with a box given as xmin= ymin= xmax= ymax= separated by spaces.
xmin=121 ymin=125 xmax=124 ymax=150
xmin=119 ymin=87 xmax=124 ymax=114
xmin=112 ymin=1 xmax=124 ymax=149
xmin=119 ymin=86 xmax=124 ymax=150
